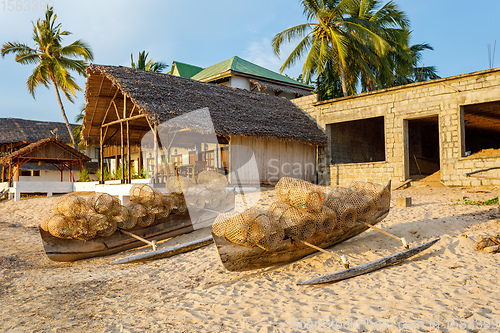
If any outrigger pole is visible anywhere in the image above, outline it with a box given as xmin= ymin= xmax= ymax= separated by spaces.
xmin=356 ymin=220 xmax=409 ymax=249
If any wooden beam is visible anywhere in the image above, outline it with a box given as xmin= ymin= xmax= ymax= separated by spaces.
xmin=126 ymin=96 xmax=131 ymax=184
xmin=120 ymin=99 xmax=125 ymax=184
xmin=154 ymin=123 xmax=158 ymax=184
xmin=101 ymin=89 xmax=120 ymax=126
xmin=101 ymin=114 xmax=148 ymax=128
xmin=99 ymin=127 xmax=104 ymax=184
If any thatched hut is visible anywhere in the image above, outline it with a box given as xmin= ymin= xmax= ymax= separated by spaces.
xmin=0 ymin=137 xmax=90 ymax=182
xmin=82 ymin=64 xmax=327 ymax=184
xmin=0 ymin=118 xmax=77 ymax=155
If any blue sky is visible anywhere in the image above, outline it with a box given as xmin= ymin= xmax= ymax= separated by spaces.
xmin=0 ymin=0 xmax=499 ymax=123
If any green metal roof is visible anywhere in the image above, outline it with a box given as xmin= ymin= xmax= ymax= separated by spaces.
xmin=191 ymin=56 xmax=311 ymax=88
xmin=171 ymin=61 xmax=204 ymax=78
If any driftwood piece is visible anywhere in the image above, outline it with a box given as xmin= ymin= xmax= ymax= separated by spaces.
xmin=110 ymin=236 xmax=213 ymax=264
xmin=298 ymin=238 xmax=440 ymax=285
xmin=395 ymin=179 xmax=412 ymax=190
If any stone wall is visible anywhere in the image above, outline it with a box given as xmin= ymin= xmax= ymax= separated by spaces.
xmin=292 ymin=68 xmax=500 ymax=187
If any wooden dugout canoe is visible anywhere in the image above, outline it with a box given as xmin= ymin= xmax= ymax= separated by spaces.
xmin=213 ymin=182 xmax=392 ymax=272
xmin=40 ymin=205 xmax=229 ymax=262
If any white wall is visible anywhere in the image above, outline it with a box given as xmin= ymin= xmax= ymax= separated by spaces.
xmin=229 ymin=75 xmax=251 ymax=90
xmin=230 ymin=135 xmax=317 ymax=184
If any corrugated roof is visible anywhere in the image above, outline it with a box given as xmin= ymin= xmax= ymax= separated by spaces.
xmin=0 ymin=118 xmax=77 ymax=144
xmin=171 ymin=61 xmax=204 ymax=78
xmin=191 ymin=56 xmax=312 ymax=89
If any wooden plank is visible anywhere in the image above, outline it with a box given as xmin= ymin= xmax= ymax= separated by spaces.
xmin=297 ymin=238 xmax=440 ymax=285
xmin=109 ymin=236 xmax=214 ymax=264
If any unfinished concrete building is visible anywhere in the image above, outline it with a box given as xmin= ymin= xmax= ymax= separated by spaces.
xmin=293 ymin=68 xmax=500 ymax=187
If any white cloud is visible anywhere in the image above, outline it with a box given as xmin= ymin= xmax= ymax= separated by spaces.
xmin=243 ymin=37 xmax=304 ymax=80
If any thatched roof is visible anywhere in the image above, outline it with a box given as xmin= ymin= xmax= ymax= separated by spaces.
xmin=0 ymin=118 xmax=77 ymax=144
xmin=0 ymin=138 xmax=90 ymax=165
xmin=82 ymin=64 xmax=327 ymax=146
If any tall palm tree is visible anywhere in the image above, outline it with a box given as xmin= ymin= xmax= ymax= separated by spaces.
xmin=1 ymin=6 xmax=93 ymax=150
xmin=72 ymin=105 xmax=85 ymax=151
xmin=131 ymin=51 xmax=168 ymax=73
xmin=272 ymin=0 xmax=409 ymax=97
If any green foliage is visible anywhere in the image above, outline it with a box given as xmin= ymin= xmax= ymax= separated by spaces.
xmin=96 ymin=166 xmax=112 ymax=181
xmin=1 ymin=6 xmax=93 ymax=150
xmin=132 ymin=167 xmax=147 ymax=179
xmin=273 ymin=0 xmax=438 ymax=99
xmin=76 ymin=167 xmax=90 ymax=182
xmin=131 ymin=51 xmax=168 ymax=73
xmin=462 ymin=197 xmax=499 ymax=206
xmin=451 ymin=197 xmax=499 ymax=206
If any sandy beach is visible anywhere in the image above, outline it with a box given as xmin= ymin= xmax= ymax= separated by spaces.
xmin=1 ymin=184 xmax=499 ymax=333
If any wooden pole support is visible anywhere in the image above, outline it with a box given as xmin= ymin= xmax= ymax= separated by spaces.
xmin=357 ymin=220 xmax=409 ymax=249
xmin=292 ymin=236 xmax=350 ymax=268
xmin=119 ymin=229 xmax=157 ymax=251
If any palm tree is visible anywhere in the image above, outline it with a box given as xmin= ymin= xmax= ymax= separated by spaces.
xmin=72 ymin=105 xmax=85 ymax=151
xmin=272 ymin=0 xmax=409 ymax=97
xmin=1 ymin=6 xmax=93 ymax=150
xmin=131 ymin=51 xmax=168 ymax=73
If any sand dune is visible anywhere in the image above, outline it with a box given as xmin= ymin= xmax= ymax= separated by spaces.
xmin=0 ymin=185 xmax=499 ymax=332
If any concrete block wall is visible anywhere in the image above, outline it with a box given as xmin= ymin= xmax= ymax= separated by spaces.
xmin=292 ymin=68 xmax=500 ymax=187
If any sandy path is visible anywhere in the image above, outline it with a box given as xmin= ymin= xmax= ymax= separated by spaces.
xmin=0 ymin=185 xmax=499 ymax=332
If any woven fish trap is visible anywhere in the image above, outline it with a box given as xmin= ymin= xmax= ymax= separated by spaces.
xmin=221 ymin=209 xmax=270 ymax=247
xmin=348 ymin=181 xmax=390 ymax=211
xmin=169 ymin=193 xmax=188 ymax=214
xmin=87 ymin=193 xmax=121 ymax=215
xmin=126 ymin=202 xmax=154 ymax=227
xmin=71 ymin=216 xmax=98 ymax=241
xmin=47 ymin=214 xmax=75 ymax=239
xmin=166 ymin=176 xmax=196 ymax=195
xmin=112 ymin=206 xmax=136 ymax=230
xmin=212 ymin=212 xmax=237 ymax=237
xmin=94 ymin=215 xmax=117 ymax=238
xmin=52 ymin=194 xmax=89 ymax=219
xmin=275 ymin=177 xmax=325 ymax=212
xmin=324 ymin=187 xmax=363 ymax=230
xmin=197 ymin=170 xmax=228 ymax=192
xmin=199 ymin=189 xmax=222 ymax=210
xmin=155 ymin=203 xmax=172 ymax=220
xmin=255 ymin=217 xmax=285 ymax=251
xmin=185 ymin=193 xmax=205 ymax=213
xmin=316 ymin=206 xmax=338 ymax=234
xmin=267 ymin=201 xmax=317 ymax=240
xmin=129 ymin=184 xmax=163 ymax=207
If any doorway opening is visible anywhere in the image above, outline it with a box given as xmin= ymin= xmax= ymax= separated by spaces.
xmin=406 ymin=116 xmax=440 ymax=180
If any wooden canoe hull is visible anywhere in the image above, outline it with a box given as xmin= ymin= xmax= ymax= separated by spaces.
xmin=40 ymin=213 xmax=195 ymax=262
xmin=213 ymin=209 xmax=390 ymax=272
xmin=40 ymin=204 xmax=230 ymax=262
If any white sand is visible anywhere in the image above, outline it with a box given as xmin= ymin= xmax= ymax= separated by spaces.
xmin=0 ymin=185 xmax=499 ymax=332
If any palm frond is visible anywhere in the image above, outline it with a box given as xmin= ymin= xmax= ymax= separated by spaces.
xmin=272 ymin=23 xmax=312 ymax=56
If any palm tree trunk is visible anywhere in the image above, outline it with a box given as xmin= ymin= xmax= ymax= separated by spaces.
xmin=338 ymin=60 xmax=348 ymax=97
xmin=51 ymin=80 xmax=79 ymax=151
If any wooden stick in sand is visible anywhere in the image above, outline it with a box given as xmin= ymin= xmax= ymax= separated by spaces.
xmin=356 ymin=220 xmax=409 ymax=249
xmin=291 ymin=236 xmax=350 ymax=268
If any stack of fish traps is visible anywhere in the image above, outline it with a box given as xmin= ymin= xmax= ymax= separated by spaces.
xmin=41 ymin=193 xmax=136 ymax=241
xmin=165 ymin=171 xmax=234 ymax=213
xmin=212 ymin=177 xmax=390 ymax=251
xmin=41 ymin=183 xmax=185 ymax=241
